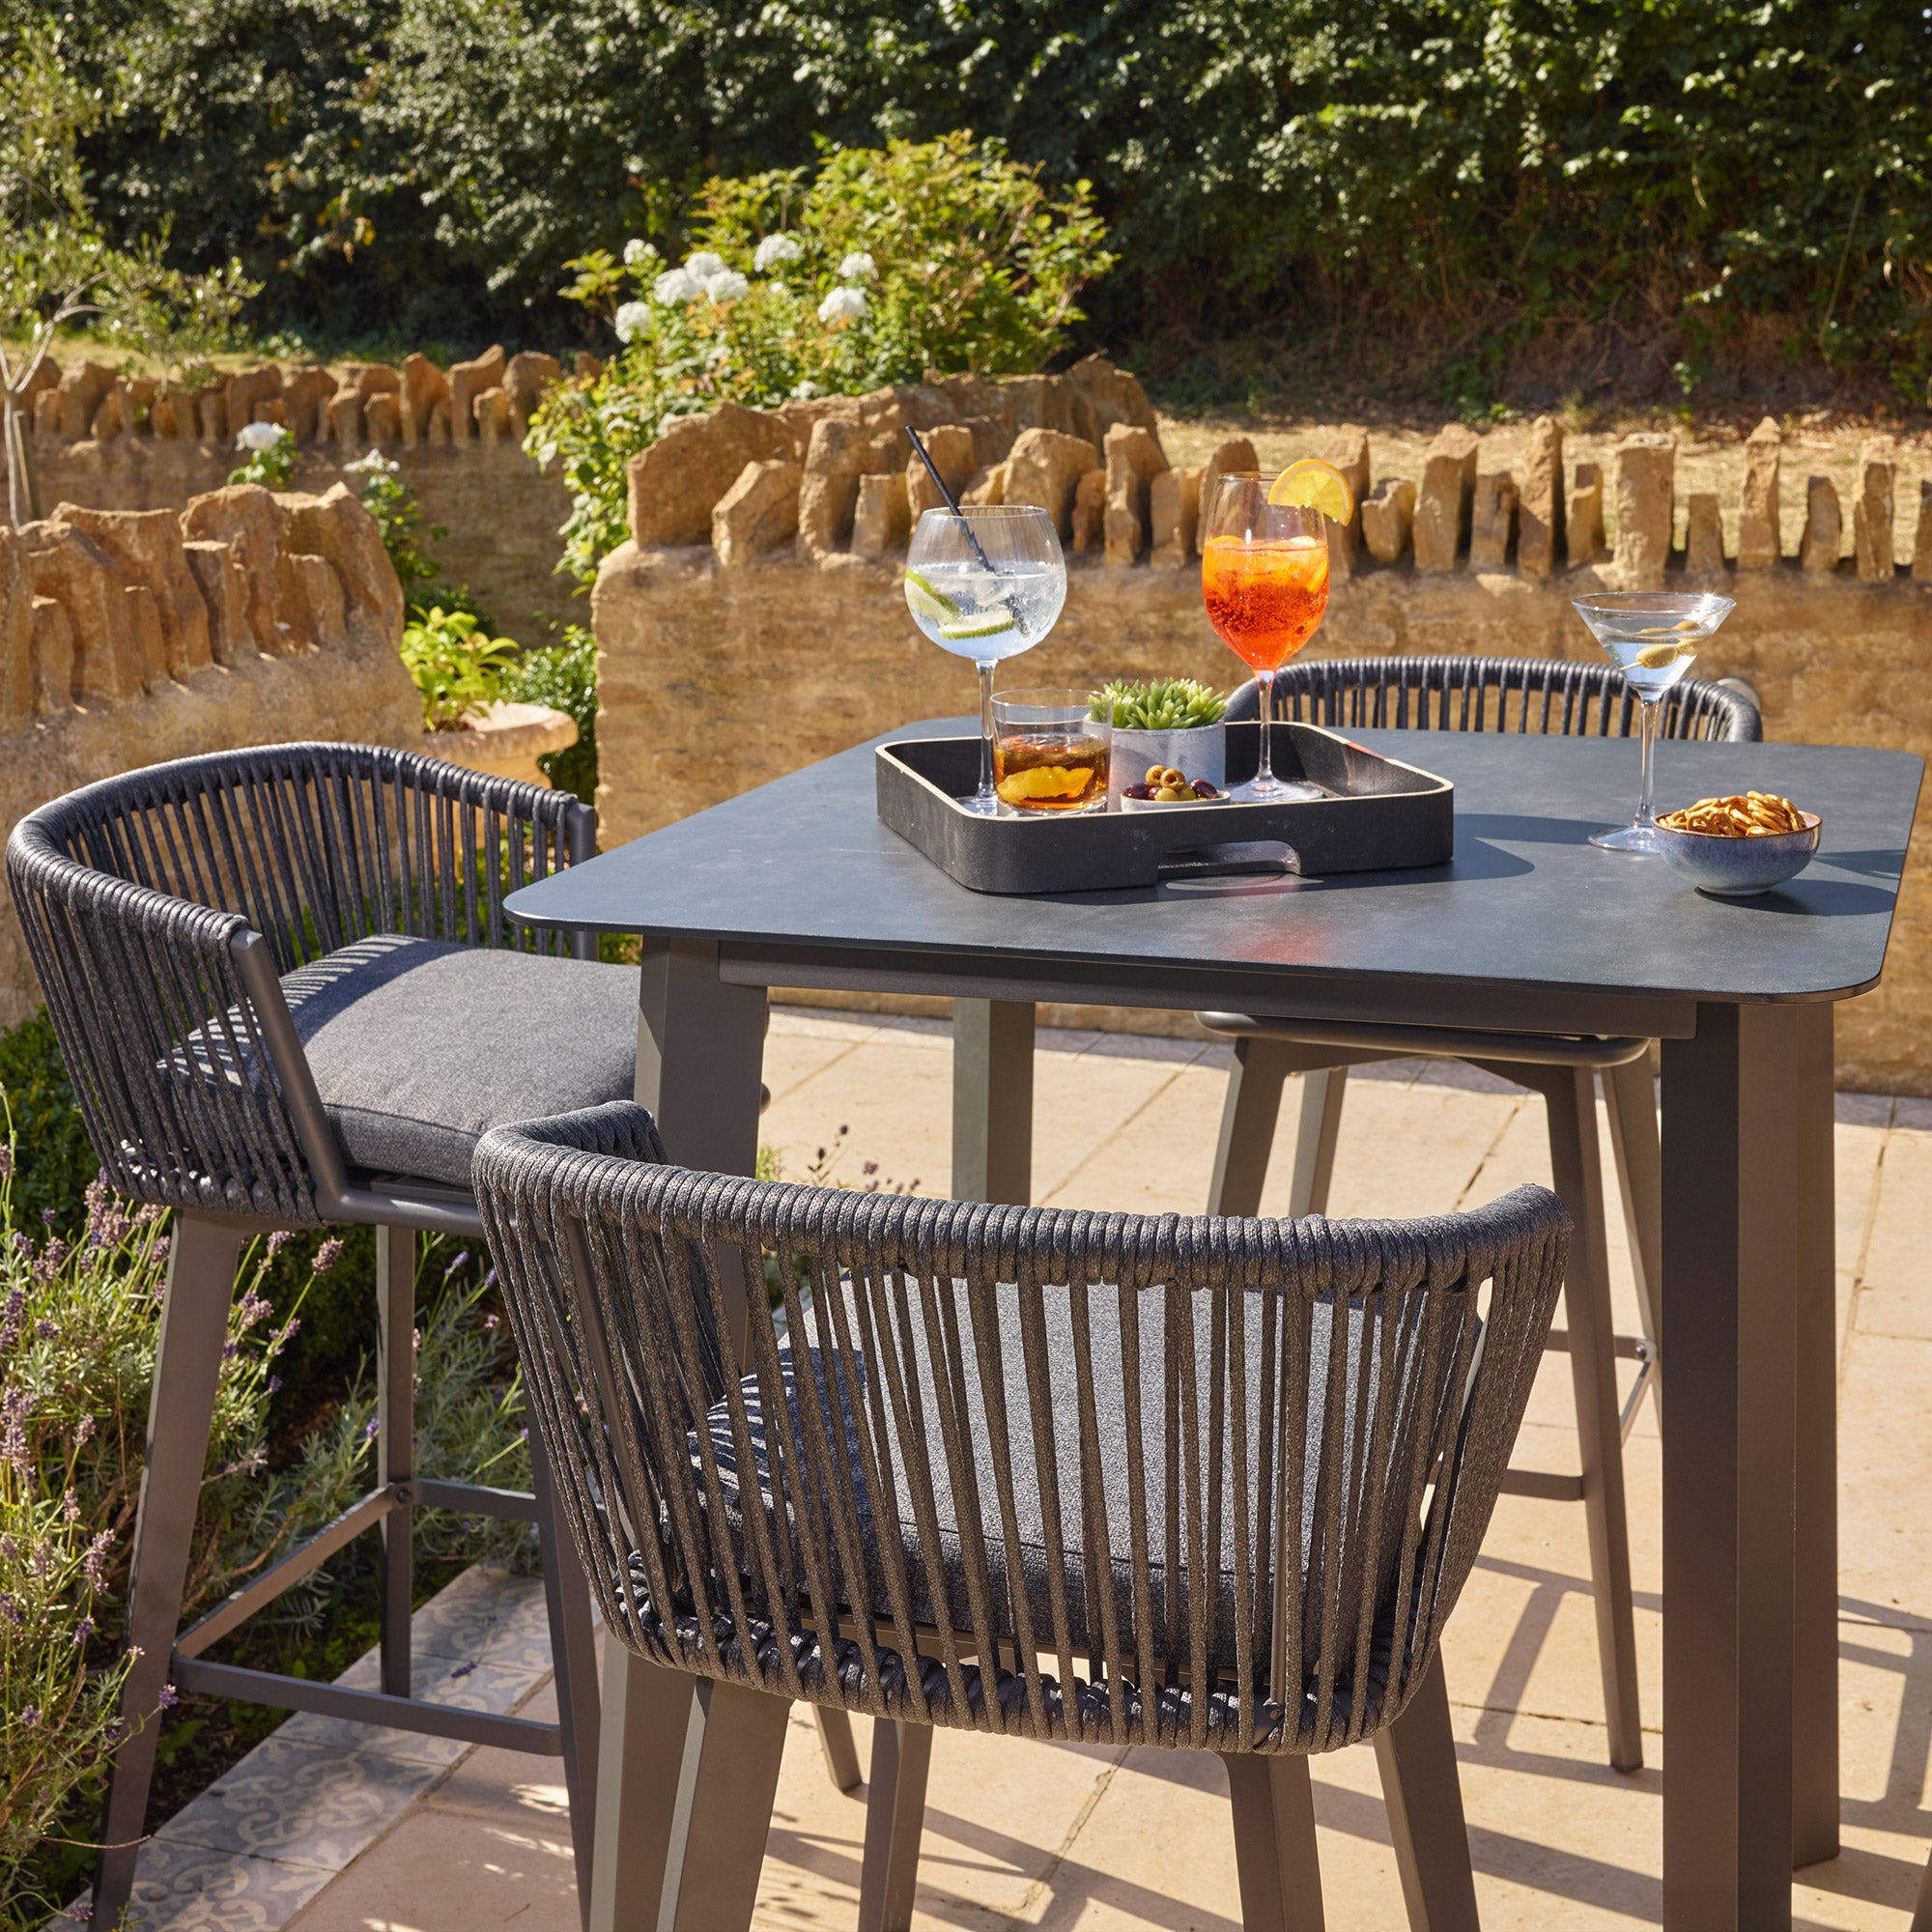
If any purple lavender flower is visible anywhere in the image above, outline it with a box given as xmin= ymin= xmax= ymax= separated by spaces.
xmin=71 ymin=1614 xmax=94 ymax=1645
xmin=0 ymin=1288 xmax=23 ymax=1353
xmin=156 ymin=1683 xmax=179 ymax=1710
xmin=20 ymin=1704 xmax=38 ymax=1728
xmin=62 ymin=1488 xmax=78 ymax=1523
xmin=34 ymin=1318 xmax=57 ymax=1340
xmin=73 ymin=1413 xmax=95 ymax=1447
xmin=267 ymin=1376 xmax=282 ymax=1395
xmin=267 ymin=1229 xmax=292 ymax=1255
xmin=362 ymin=1417 xmax=380 ymax=1442
xmin=0 ymin=1596 xmax=20 ymax=1626
xmin=312 ymin=1237 xmax=344 ymax=1275
xmin=82 ymin=1530 xmax=112 ymax=1590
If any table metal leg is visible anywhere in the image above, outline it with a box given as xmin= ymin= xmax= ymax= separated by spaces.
xmin=1662 ymin=1002 xmax=1834 ymax=1928
xmin=1790 ymin=1003 xmax=1839 ymax=1867
xmin=951 ymin=998 xmax=1034 ymax=1205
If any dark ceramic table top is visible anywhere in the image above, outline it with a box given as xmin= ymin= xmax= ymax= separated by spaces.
xmin=508 ymin=720 xmax=1921 ymax=1010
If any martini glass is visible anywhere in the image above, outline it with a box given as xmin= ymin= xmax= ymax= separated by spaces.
xmin=904 ymin=506 xmax=1066 ymax=815
xmin=1573 ymin=590 xmax=1738 ymax=853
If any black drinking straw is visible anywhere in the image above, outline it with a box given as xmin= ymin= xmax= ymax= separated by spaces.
xmin=907 ymin=426 xmax=998 ymax=576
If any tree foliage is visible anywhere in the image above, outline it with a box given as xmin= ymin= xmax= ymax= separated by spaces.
xmin=37 ymin=0 xmax=1932 ymax=401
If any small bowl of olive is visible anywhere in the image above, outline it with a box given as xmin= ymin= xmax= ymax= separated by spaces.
xmin=1121 ymin=764 xmax=1228 ymax=810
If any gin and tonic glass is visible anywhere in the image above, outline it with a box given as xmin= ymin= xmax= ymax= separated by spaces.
xmin=904 ymin=507 xmax=1068 ymax=816
xmin=1573 ymin=590 xmax=1738 ymax=853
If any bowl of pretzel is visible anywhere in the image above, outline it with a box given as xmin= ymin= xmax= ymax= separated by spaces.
xmin=1652 ymin=791 xmax=1821 ymax=896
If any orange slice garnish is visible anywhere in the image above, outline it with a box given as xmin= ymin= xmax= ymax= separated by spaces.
xmin=1268 ymin=458 xmax=1356 ymax=526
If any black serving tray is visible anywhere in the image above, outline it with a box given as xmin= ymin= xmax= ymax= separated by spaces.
xmin=876 ymin=720 xmax=1454 ymax=895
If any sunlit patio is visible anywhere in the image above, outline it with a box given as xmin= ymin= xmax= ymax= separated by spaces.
xmin=122 ymin=1007 xmax=1932 ymax=1932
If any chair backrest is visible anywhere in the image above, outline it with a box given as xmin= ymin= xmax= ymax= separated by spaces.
xmin=1228 ymin=655 xmax=1761 ymax=742
xmin=477 ymin=1102 xmax=1569 ymax=1757
xmin=7 ymin=743 xmax=593 ymax=1221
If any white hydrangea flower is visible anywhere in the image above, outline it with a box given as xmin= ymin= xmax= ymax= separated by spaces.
xmin=702 ymin=270 xmax=750 ymax=302
xmin=817 ymin=285 xmax=868 ymax=325
xmin=683 ymin=250 xmax=727 ymax=280
xmin=614 ymin=299 xmax=652 ymax=343
xmin=234 ymin=420 xmax=288 ymax=452
xmin=653 ymin=266 xmax=698 ymax=304
xmin=622 ymin=238 xmax=657 ymax=267
xmin=838 ymin=250 xmax=877 ymax=281
xmin=753 ymin=234 xmax=803 ymax=270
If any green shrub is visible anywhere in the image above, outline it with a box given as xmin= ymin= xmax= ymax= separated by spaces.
xmin=402 ymin=607 xmax=523 ymax=731
xmin=511 ymin=626 xmax=598 ymax=803
xmin=61 ymin=2 xmax=1932 ymax=408
xmin=0 ymin=1013 xmax=97 ymax=1237
xmin=347 ymin=451 xmax=445 ymax=604
xmin=528 ymin=131 xmax=1113 ymax=584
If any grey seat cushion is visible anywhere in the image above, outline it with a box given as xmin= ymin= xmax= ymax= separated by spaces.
xmin=280 ymin=934 xmax=639 ymax=1187
xmin=694 ymin=1279 xmax=1451 ymax=1672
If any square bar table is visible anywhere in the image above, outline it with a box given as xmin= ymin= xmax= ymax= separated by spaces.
xmin=508 ymin=719 xmax=1920 ymax=1932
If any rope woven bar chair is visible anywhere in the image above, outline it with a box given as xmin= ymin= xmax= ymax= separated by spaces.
xmin=3 ymin=743 xmax=850 ymax=1926
xmin=476 ymin=1099 xmax=1572 ymax=1932
xmin=1206 ymin=653 xmax=1763 ymax=1774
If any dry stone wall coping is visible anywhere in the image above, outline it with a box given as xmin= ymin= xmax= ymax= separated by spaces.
xmin=0 ymin=485 xmax=421 ymax=1029
xmin=620 ymin=395 xmax=1932 ymax=597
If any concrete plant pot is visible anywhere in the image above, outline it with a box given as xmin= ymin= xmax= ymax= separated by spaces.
xmin=1108 ymin=723 xmax=1226 ymax=807
xmin=421 ymin=700 xmax=577 ymax=789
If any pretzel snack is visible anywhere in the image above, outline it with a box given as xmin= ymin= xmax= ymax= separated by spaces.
xmin=1657 ymin=791 xmax=1810 ymax=838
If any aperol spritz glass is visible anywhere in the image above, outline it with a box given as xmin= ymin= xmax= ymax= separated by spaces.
xmin=1201 ymin=473 xmax=1331 ymax=803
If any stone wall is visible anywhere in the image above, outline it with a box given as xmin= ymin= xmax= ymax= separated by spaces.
xmin=0 ymin=483 xmax=421 ymax=1028
xmin=19 ymin=349 xmax=579 ymax=642
xmin=594 ymin=401 xmax=1932 ymax=1094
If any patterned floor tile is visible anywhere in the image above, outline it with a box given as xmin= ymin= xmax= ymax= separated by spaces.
xmin=123 ymin=1836 xmax=334 ymax=1932
xmin=155 ymin=1736 xmax=440 ymax=1869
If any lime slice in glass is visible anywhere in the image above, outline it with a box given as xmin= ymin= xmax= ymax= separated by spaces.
xmin=939 ymin=605 xmax=1016 ymax=641
xmin=904 ymin=570 xmax=961 ymax=624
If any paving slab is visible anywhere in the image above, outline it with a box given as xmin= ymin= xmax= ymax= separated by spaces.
xmin=158 ymin=1014 xmax=1932 ymax=1932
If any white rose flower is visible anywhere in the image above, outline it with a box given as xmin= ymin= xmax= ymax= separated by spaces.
xmin=753 ymin=234 xmax=803 ymax=270
xmin=234 ymin=420 xmax=288 ymax=452
xmin=622 ymin=238 xmax=657 ymax=267
xmin=653 ymin=267 xmax=698 ymax=304
xmin=817 ymin=285 xmax=868 ymax=325
xmin=838 ymin=250 xmax=877 ymax=281
xmin=614 ymin=299 xmax=652 ymax=343
xmin=702 ymin=270 xmax=750 ymax=302
xmin=682 ymin=250 xmax=726 ymax=280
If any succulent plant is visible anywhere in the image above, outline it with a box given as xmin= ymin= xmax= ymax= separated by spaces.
xmin=1091 ymin=677 xmax=1230 ymax=732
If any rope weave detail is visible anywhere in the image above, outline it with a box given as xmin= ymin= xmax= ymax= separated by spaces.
xmin=7 ymin=742 xmax=584 ymax=1223
xmin=477 ymin=1103 xmax=1570 ymax=1757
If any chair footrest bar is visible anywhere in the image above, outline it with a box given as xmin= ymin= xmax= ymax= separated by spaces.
xmin=1618 ymin=1355 xmax=1660 ymax=1442
xmin=1544 ymin=1327 xmax=1650 ymax=1362
xmin=410 ymin=1477 xmax=540 ymax=1522
xmin=1499 ymin=1468 xmax=1587 ymax=1503
xmin=170 ymin=1657 xmax=567 ymax=1755
xmin=176 ymin=1485 xmax=398 ymax=1660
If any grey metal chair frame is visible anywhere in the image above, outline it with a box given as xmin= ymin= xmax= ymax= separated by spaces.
xmin=5 ymin=743 xmax=619 ymax=1927
xmin=1206 ymin=655 xmax=1762 ymax=1775
xmin=476 ymin=1099 xmax=1573 ymax=1932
